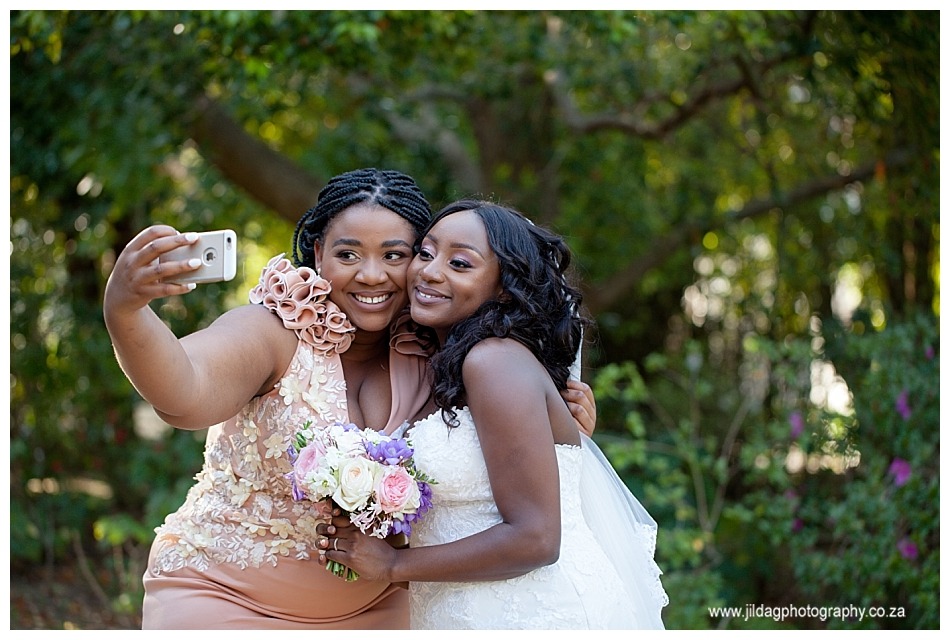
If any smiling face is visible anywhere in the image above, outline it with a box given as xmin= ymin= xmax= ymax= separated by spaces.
xmin=313 ymin=203 xmax=416 ymax=334
xmin=407 ymin=209 xmax=503 ymax=341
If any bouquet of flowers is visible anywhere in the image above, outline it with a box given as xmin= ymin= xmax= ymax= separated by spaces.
xmin=287 ymin=421 xmax=435 ymax=581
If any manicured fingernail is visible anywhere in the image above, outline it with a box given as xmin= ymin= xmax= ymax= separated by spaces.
xmin=186 ymin=283 xmax=196 ymax=291
xmin=184 ymin=232 xmax=199 ymax=242
xmin=187 ymin=258 xmax=202 ymax=268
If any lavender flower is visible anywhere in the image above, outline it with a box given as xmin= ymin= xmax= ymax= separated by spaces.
xmin=365 ymin=438 xmax=414 ymax=465
xmin=418 ymin=480 xmax=434 ymax=514
xmin=789 ymin=411 xmax=805 ymax=439
xmin=897 ymin=537 xmax=918 ymax=560
xmin=284 ymin=444 xmax=307 ymax=500
xmin=888 ymin=458 xmax=912 ymax=487
xmin=895 ymin=390 xmax=912 ymax=421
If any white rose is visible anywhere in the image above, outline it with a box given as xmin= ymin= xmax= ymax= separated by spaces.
xmin=334 ymin=429 xmax=366 ymax=455
xmin=332 ymin=457 xmax=381 ymax=512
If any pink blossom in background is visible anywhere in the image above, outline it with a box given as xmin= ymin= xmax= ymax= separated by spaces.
xmin=895 ymin=389 xmax=912 ymax=420
xmin=897 ymin=538 xmax=918 ymax=560
xmin=888 ymin=458 xmax=912 ymax=486
xmin=789 ymin=411 xmax=805 ymax=439
xmin=925 ymin=345 xmax=934 ymax=360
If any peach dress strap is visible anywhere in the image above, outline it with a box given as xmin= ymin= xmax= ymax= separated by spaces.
xmin=384 ymin=309 xmax=435 ymax=434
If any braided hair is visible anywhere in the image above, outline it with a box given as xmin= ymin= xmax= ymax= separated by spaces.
xmin=426 ymin=200 xmax=588 ymax=428
xmin=291 ymin=168 xmax=432 ymax=268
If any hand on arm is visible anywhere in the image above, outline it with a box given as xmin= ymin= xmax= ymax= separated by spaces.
xmin=562 ymin=379 xmax=597 ymax=437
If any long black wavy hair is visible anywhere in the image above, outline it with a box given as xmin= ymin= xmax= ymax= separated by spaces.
xmin=291 ymin=168 xmax=432 ymax=268
xmin=425 ymin=200 xmax=588 ymax=428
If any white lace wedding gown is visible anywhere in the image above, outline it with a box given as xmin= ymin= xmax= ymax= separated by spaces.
xmin=405 ymin=407 xmax=668 ymax=629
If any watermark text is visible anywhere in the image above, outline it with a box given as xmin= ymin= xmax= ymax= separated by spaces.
xmin=708 ymin=603 xmax=907 ymax=624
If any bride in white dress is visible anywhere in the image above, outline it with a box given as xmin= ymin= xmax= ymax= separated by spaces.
xmin=318 ymin=200 xmax=668 ymax=629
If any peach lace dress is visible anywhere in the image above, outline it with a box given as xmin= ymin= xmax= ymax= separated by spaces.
xmin=141 ymin=254 xmax=431 ymax=629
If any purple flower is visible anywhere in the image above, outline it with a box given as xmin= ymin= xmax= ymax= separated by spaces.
xmin=925 ymin=345 xmax=935 ymax=360
xmin=365 ymin=438 xmax=414 ymax=465
xmin=290 ymin=478 xmax=306 ymax=501
xmin=897 ymin=538 xmax=918 ymax=560
xmin=417 ymin=480 xmax=434 ymax=514
xmin=391 ymin=518 xmax=411 ymax=536
xmin=789 ymin=411 xmax=805 ymax=439
xmin=792 ymin=518 xmax=804 ymax=532
xmin=888 ymin=458 xmax=912 ymax=487
xmin=284 ymin=445 xmax=307 ymax=500
xmin=895 ymin=390 xmax=912 ymax=421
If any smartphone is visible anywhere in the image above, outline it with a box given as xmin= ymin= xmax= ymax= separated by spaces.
xmin=161 ymin=229 xmax=237 ymax=284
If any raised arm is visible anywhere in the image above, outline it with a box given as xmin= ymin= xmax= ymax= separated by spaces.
xmin=319 ymin=338 xmax=573 ymax=583
xmin=103 ymin=225 xmax=296 ymax=429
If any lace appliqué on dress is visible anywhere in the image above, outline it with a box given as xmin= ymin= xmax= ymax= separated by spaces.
xmin=150 ymin=255 xmax=352 ymax=575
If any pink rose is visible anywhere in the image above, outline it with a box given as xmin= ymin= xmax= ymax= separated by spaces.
xmin=294 ymin=440 xmax=327 ymax=487
xmin=375 ymin=466 xmax=421 ymax=515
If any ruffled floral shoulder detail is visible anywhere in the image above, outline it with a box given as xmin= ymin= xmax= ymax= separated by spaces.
xmin=389 ymin=308 xmax=438 ymax=358
xmin=249 ymin=254 xmax=355 ymax=355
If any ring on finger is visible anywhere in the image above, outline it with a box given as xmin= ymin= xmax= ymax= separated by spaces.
xmin=333 ymin=538 xmax=339 ymax=551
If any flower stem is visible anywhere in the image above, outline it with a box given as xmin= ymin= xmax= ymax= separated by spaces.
xmin=327 ymin=560 xmax=359 ymax=582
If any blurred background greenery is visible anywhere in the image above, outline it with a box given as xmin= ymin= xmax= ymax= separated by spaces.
xmin=8 ymin=9 xmax=939 ymax=630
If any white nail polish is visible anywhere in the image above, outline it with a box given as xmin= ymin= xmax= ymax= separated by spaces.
xmin=188 ymin=258 xmax=202 ymax=268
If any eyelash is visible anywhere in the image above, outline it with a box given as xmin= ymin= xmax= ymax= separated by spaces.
xmin=417 ymin=247 xmax=471 ymax=269
xmin=335 ymin=250 xmax=408 ymax=261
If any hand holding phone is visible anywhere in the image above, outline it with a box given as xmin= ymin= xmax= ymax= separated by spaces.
xmin=160 ymin=229 xmax=237 ymax=284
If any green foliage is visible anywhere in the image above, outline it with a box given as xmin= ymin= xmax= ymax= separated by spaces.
xmin=8 ymin=9 xmax=939 ymax=628
xmin=592 ymin=313 xmax=938 ymax=629
xmin=782 ymin=314 xmax=939 ymax=629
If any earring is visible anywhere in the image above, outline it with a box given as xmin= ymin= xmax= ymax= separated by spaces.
xmin=316 ymin=268 xmax=322 ymax=278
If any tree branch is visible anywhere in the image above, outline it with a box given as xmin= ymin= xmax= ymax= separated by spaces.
xmin=546 ymin=27 xmax=811 ymax=140
xmin=584 ymin=148 xmax=914 ymax=312
xmin=187 ymin=95 xmax=324 ymax=225
xmin=345 ymin=75 xmax=484 ymax=194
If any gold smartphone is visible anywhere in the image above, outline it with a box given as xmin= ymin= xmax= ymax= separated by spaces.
xmin=161 ymin=229 xmax=237 ymax=284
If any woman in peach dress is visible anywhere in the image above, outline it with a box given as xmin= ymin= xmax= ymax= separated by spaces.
xmin=104 ymin=169 xmax=597 ymax=629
